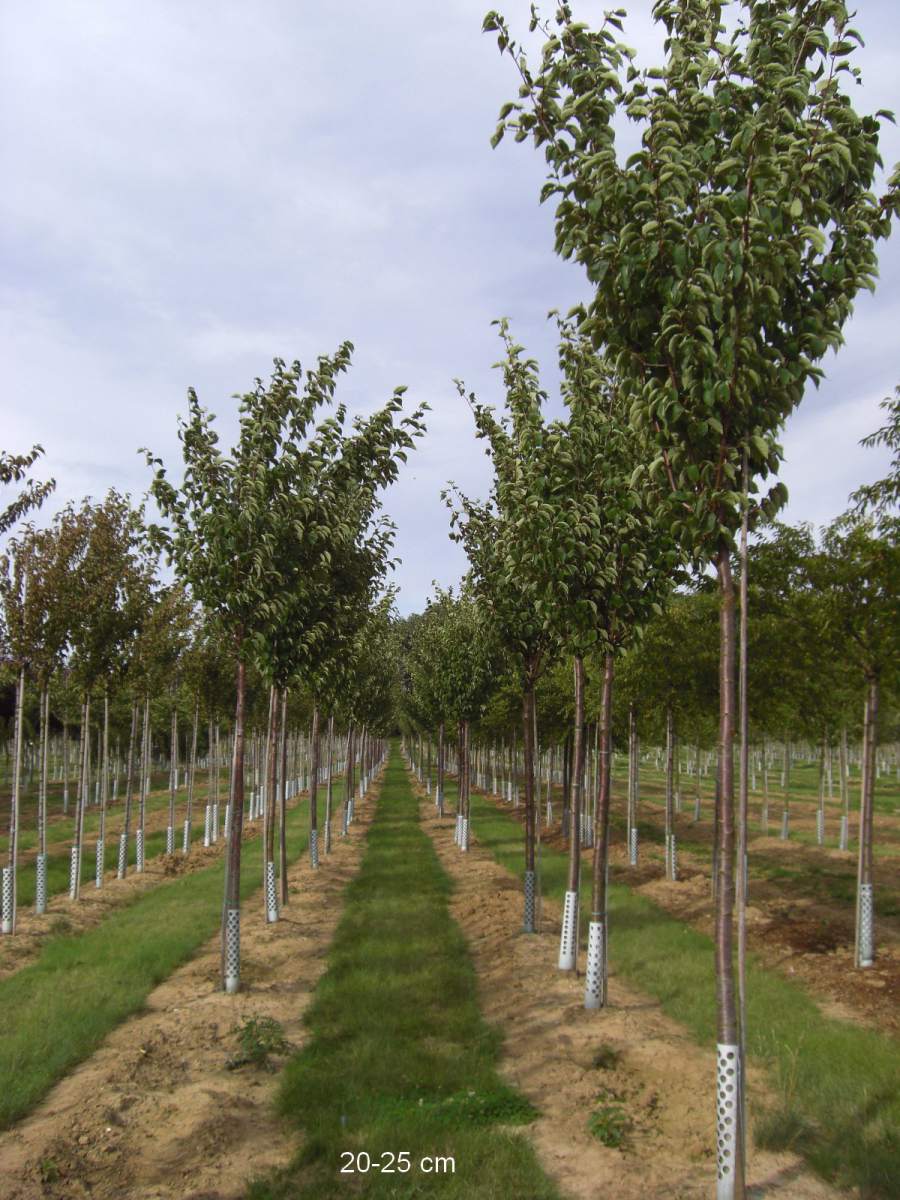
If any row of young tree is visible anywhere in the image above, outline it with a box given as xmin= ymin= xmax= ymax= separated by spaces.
xmin=1 ymin=345 xmax=423 ymax=995
xmin=398 ymin=3 xmax=900 ymax=1195
xmin=396 ymin=374 xmax=897 ymax=1198
xmin=399 ymin=373 xmax=896 ymax=940
xmin=3 ymin=3 xmax=899 ymax=1195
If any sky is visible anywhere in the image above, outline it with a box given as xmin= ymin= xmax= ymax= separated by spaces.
xmin=1 ymin=0 xmax=898 ymax=615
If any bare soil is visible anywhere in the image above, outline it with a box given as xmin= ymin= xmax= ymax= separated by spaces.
xmin=0 ymin=780 xmax=378 ymax=1200
xmin=418 ymin=789 xmax=840 ymax=1200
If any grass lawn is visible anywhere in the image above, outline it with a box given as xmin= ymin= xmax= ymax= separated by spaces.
xmin=249 ymin=744 xmax=558 ymax=1200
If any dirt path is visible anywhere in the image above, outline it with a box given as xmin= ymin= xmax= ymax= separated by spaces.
xmin=0 ymin=778 xmax=378 ymax=1200
xmin=417 ymin=790 xmax=840 ymax=1200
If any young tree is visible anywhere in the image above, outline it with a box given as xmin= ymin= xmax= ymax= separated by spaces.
xmin=410 ymin=587 xmax=498 ymax=847
xmin=145 ymin=347 xmax=423 ymax=990
xmin=0 ymin=511 xmax=83 ymax=924
xmin=486 ymin=5 xmax=898 ymax=1191
xmin=0 ymin=445 xmax=54 ymax=933
xmin=453 ymin=320 xmax=678 ymax=992
xmin=811 ymin=515 xmax=899 ymax=968
xmin=66 ymin=493 xmax=153 ymax=899
xmin=447 ymin=322 xmax=561 ymax=934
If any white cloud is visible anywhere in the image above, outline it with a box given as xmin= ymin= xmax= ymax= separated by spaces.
xmin=1 ymin=0 xmax=898 ymax=616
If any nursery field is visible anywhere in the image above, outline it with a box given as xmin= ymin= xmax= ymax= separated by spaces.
xmin=3 ymin=3 xmax=899 ymax=1197
xmin=9 ymin=743 xmax=894 ymax=1200
xmin=438 ymin=764 xmax=900 ymax=1199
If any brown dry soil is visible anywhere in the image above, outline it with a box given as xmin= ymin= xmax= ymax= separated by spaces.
xmin=0 ymin=799 xmax=302 ymax=986
xmin=417 ymin=789 xmax=840 ymax=1200
xmin=535 ymin=807 xmax=900 ymax=1036
xmin=0 ymin=781 xmax=377 ymax=1200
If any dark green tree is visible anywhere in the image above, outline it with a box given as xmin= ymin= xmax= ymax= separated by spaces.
xmin=485 ymin=4 xmax=899 ymax=1188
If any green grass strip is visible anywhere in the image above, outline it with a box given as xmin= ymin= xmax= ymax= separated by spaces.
xmin=460 ymin=783 xmax=900 ymax=1199
xmin=0 ymin=785 xmax=333 ymax=1129
xmin=13 ymin=795 xmax=214 ymax=908
xmin=0 ymin=769 xmax=186 ymax=856
xmin=249 ymin=745 xmax=558 ymax=1200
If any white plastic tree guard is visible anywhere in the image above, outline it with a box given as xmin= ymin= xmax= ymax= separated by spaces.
xmin=69 ymin=845 xmax=80 ymax=899
xmin=224 ymin=907 xmax=241 ymax=993
xmin=523 ymin=869 xmax=536 ymax=933
xmin=1 ymin=867 xmax=12 ymax=934
xmin=558 ymin=889 xmax=579 ymax=970
xmin=716 ymin=1043 xmax=742 ymax=1200
xmin=584 ymin=919 xmax=605 ymax=1010
xmin=35 ymin=853 xmax=48 ymax=914
xmin=265 ymin=860 xmax=278 ymax=923
xmin=858 ymin=882 xmax=875 ymax=967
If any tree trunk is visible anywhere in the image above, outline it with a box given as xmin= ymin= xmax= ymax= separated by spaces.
xmin=817 ymin=734 xmax=827 ymax=846
xmin=522 ymin=679 xmax=537 ymax=932
xmin=137 ymin=697 xmax=150 ymax=872
xmin=562 ymin=732 xmax=572 ymax=839
xmin=119 ymin=700 xmax=138 ymax=878
xmin=184 ymin=699 xmax=199 ymax=853
xmin=559 ymin=655 xmax=585 ymax=971
xmin=839 ymin=726 xmax=850 ymax=850
xmin=460 ymin=719 xmax=471 ymax=850
xmin=855 ymin=674 xmax=878 ymax=967
xmin=761 ymin=734 xmax=769 ymax=834
xmin=437 ymin=721 xmax=445 ymax=817
xmin=343 ymin=724 xmax=354 ymax=835
xmin=35 ymin=684 xmax=49 ymax=914
xmin=324 ymin=713 xmax=334 ymax=854
xmin=665 ymin=704 xmax=676 ymax=881
xmin=279 ymin=690 xmax=289 ymax=899
xmin=585 ymin=653 xmax=614 ymax=1008
xmin=62 ymin=715 xmax=70 ymax=815
xmin=629 ymin=710 xmax=640 ymax=863
xmin=95 ymin=689 xmax=110 ymax=887
xmin=70 ymin=695 xmax=90 ymax=900
xmin=715 ymin=545 xmax=745 ymax=1199
xmin=309 ymin=705 xmax=321 ymax=867
xmin=3 ymin=667 xmax=25 ymax=933
xmin=737 ymin=479 xmax=750 ymax=1176
xmin=264 ymin=684 xmax=279 ymax=920
xmin=166 ymin=704 xmax=177 ymax=856
xmin=221 ymin=651 xmax=246 ymax=993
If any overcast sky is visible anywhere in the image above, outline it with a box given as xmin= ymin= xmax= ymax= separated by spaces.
xmin=2 ymin=1 xmax=898 ymax=615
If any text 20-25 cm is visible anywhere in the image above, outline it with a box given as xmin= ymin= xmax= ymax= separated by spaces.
xmin=340 ymin=1151 xmax=456 ymax=1175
